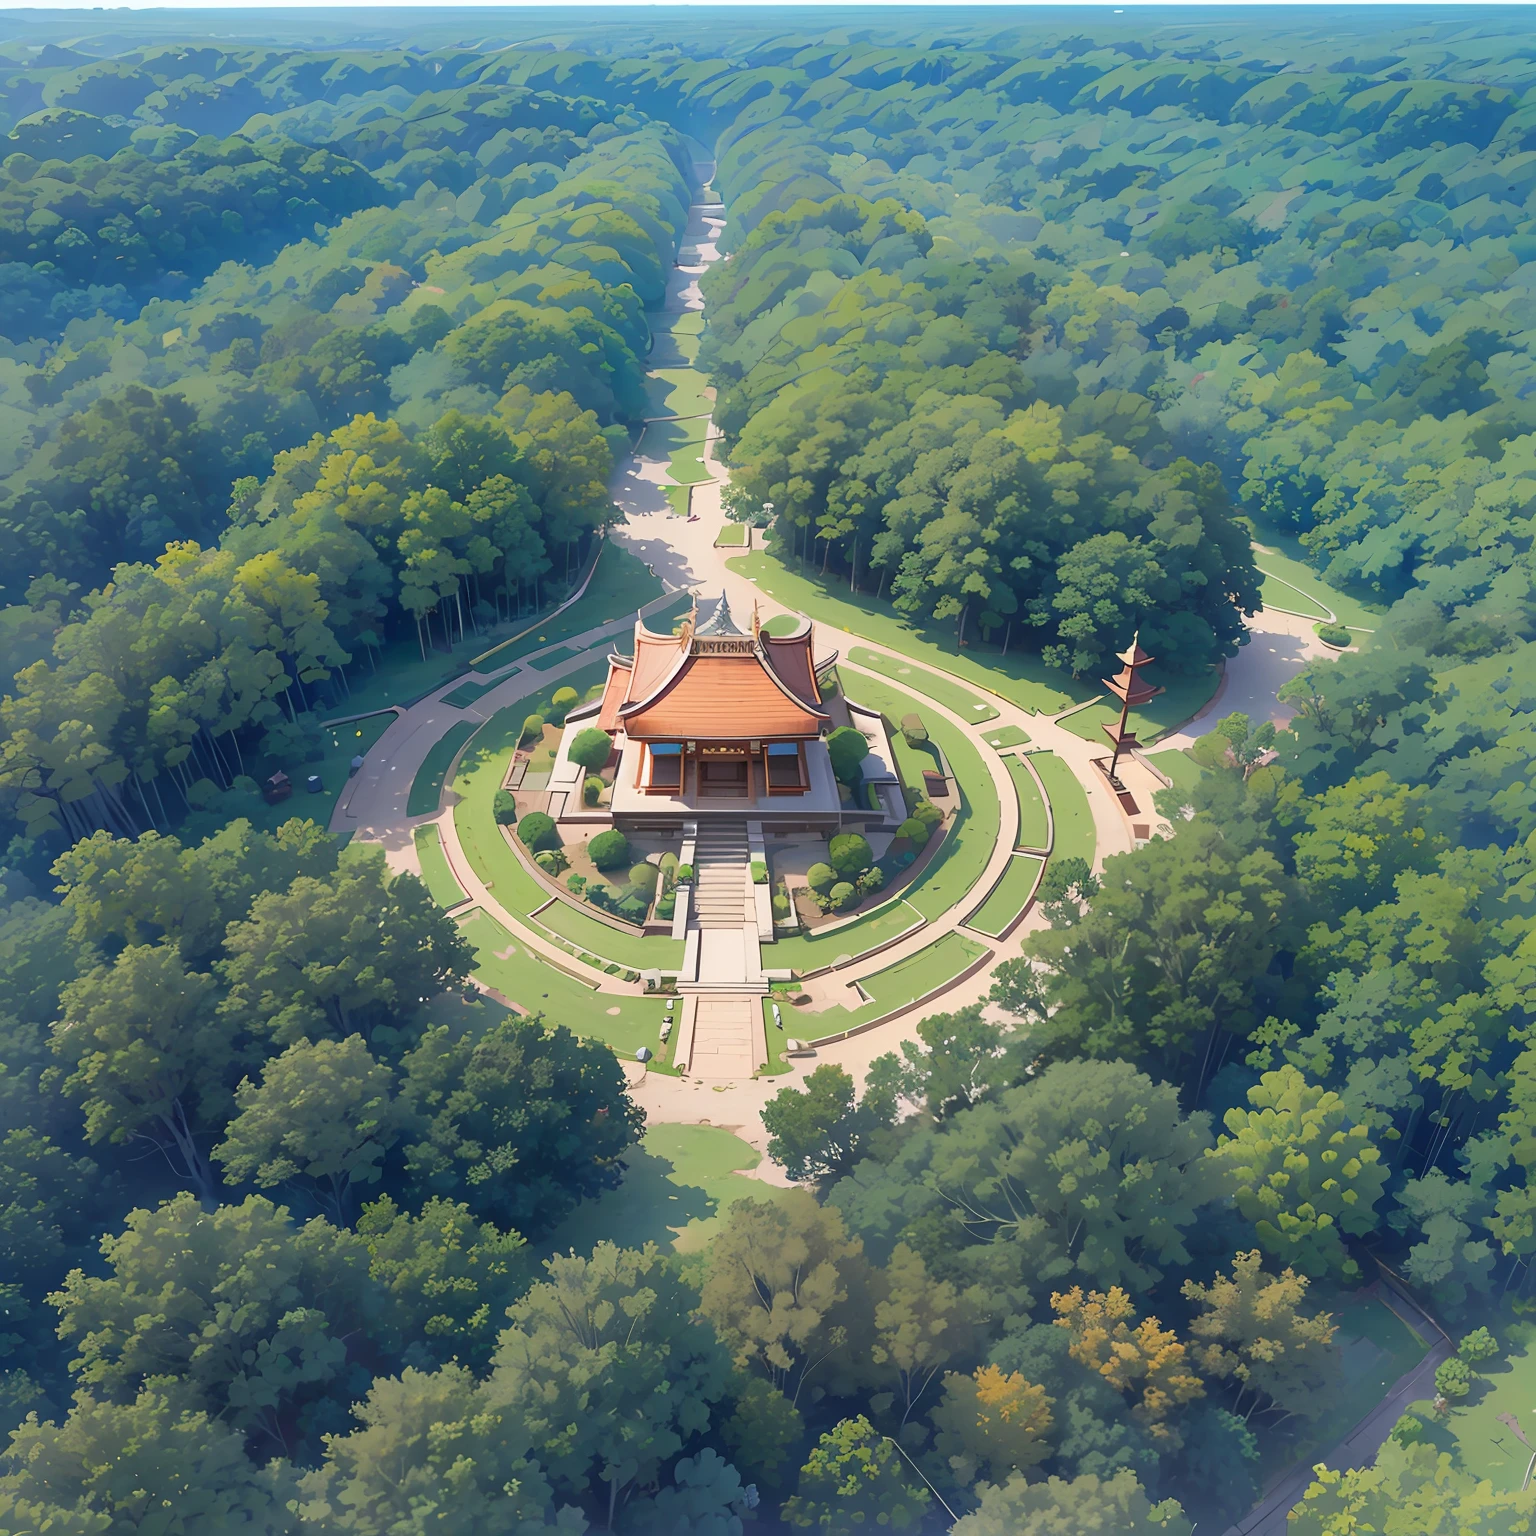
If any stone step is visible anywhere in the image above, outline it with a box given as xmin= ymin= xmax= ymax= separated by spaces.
xmin=685 ymin=992 xmax=763 ymax=1078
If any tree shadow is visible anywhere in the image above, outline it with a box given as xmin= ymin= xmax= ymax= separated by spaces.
xmin=538 ymin=1145 xmax=716 ymax=1259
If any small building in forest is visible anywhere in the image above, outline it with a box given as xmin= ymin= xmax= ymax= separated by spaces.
xmin=547 ymin=593 xmax=900 ymax=831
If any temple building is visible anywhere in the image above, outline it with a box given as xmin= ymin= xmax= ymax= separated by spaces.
xmin=548 ymin=593 xmax=899 ymax=831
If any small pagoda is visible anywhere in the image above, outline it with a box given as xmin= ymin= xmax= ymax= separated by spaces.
xmin=1100 ymin=633 xmax=1163 ymax=790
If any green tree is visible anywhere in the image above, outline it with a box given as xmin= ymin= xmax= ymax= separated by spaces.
xmin=699 ymin=1192 xmax=873 ymax=1409
xmin=991 ymin=822 xmax=1294 ymax=1080
xmin=924 ymin=1059 xmax=1223 ymax=1292
xmin=951 ymin=1470 xmax=1191 ymax=1536
xmin=762 ymin=1063 xmax=894 ymax=1184
xmin=931 ymin=1366 xmax=1053 ymax=1487
xmin=213 ymin=1035 xmax=405 ymax=1221
xmin=587 ymin=828 xmax=630 ymax=871
xmin=780 ymin=1415 xmax=929 ymax=1534
xmin=296 ymin=1364 xmax=563 ymax=1536
xmin=1182 ymin=1251 xmax=1339 ymax=1419
xmin=871 ymin=1242 xmax=983 ymax=1426
xmin=1209 ymin=1067 xmax=1389 ymax=1280
xmin=884 ymin=1004 xmax=1006 ymax=1121
xmin=485 ymin=1242 xmax=732 ymax=1530
xmin=1293 ymin=772 xmax=1444 ymax=913
xmin=219 ymin=853 xmax=473 ymax=1052
xmin=0 ymin=1389 xmax=300 ymax=1536
xmin=357 ymin=1196 xmax=528 ymax=1372
xmin=53 ymin=942 xmax=234 ymax=1200
xmin=1288 ymin=1438 xmax=1536 ymax=1534
xmin=400 ymin=1016 xmax=643 ymax=1236
xmin=50 ymin=1193 xmax=382 ymax=1455
xmin=721 ymin=1375 xmax=804 ymax=1491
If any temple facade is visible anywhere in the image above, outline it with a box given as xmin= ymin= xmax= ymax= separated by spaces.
xmin=547 ymin=593 xmax=896 ymax=831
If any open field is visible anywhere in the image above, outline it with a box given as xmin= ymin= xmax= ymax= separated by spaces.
xmin=848 ymin=645 xmax=1000 ymax=724
xmin=1008 ymin=755 xmax=1051 ymax=850
xmin=406 ymin=721 xmax=478 ymax=817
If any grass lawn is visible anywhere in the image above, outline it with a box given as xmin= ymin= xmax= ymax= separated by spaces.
xmin=840 ymin=670 xmax=1000 ymax=923
xmin=535 ymin=892 xmax=683 ymax=970
xmin=413 ymin=824 xmax=468 ymax=909
xmin=848 ymin=646 xmax=1000 ymax=724
xmin=471 ymin=543 xmax=663 ymax=673
xmin=643 ymin=368 xmax=713 ymax=418
xmin=1146 ymin=746 xmax=1206 ymax=796
xmin=714 ymin=523 xmax=748 ymax=547
xmin=649 ymin=330 xmax=700 ymax=367
xmin=1260 ymin=569 xmax=1332 ymax=621
xmin=1008 ymin=756 xmax=1051 ymax=850
xmin=457 ymin=907 xmax=659 ymax=1056
xmin=984 ymin=724 xmax=1032 ymax=750
xmin=662 ymin=484 xmax=690 ymax=516
xmin=243 ymin=710 xmax=395 ymax=837
xmin=407 ymin=721 xmax=478 ymax=817
xmin=1031 ymin=751 xmax=1097 ymax=868
xmin=1251 ymin=533 xmax=1385 ymax=632
xmin=528 ymin=645 xmax=580 ymax=671
xmin=668 ymin=446 xmax=716 ymax=487
xmin=770 ymin=898 xmax=925 ymax=975
xmin=540 ymin=1123 xmax=790 ymax=1260
xmin=734 ymin=550 xmax=1083 ymax=715
xmin=1426 ymin=1320 xmax=1536 ymax=1489
xmin=788 ymin=931 xmax=989 ymax=1043
xmin=639 ymin=416 xmax=709 ymax=457
xmin=441 ymin=669 xmax=516 ymax=709
xmin=968 ymin=854 xmax=1045 ymax=938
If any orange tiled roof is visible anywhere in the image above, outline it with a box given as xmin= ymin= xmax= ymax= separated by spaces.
xmin=623 ymin=654 xmax=825 ymax=738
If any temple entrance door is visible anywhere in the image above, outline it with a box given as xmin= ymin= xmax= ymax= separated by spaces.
xmin=697 ymin=746 xmax=750 ymax=797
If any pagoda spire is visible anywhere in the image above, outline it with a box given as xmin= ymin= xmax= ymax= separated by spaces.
xmin=1101 ymin=631 xmax=1163 ymax=788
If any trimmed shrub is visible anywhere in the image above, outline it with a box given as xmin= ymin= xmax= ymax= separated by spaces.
xmin=569 ymin=727 xmax=613 ymax=772
xmin=806 ymin=861 xmax=836 ymax=896
xmin=517 ymin=811 xmax=557 ymax=851
xmin=857 ymin=865 xmax=885 ymax=895
xmin=588 ymin=828 xmax=631 ymax=871
xmin=829 ymin=832 xmax=873 ymax=878
xmin=567 ymin=873 xmax=587 ymax=895
xmin=913 ymin=799 xmax=944 ymax=830
xmin=900 ymin=712 xmax=928 ymax=746
xmin=534 ymin=848 xmax=567 ymax=876
xmin=1458 ymin=1327 xmax=1498 ymax=1364
xmin=629 ymin=863 xmax=660 ymax=897
xmin=1316 ymin=622 xmax=1351 ymax=649
xmin=583 ymin=775 xmax=603 ymax=806
xmin=828 ymin=881 xmax=857 ymax=911
xmin=895 ymin=816 xmax=930 ymax=847
xmin=519 ymin=713 xmax=545 ymax=747
xmin=617 ymin=895 xmax=648 ymax=922
xmin=1434 ymin=1357 xmax=1471 ymax=1398
xmin=675 ymin=863 xmax=694 ymax=883
xmin=549 ymin=686 xmax=579 ymax=724
xmin=751 ymin=859 xmax=768 ymax=884
xmin=493 ymin=789 xmax=517 ymax=825
xmin=826 ymin=725 xmax=868 ymax=785
xmin=772 ymin=890 xmax=791 ymax=920
xmin=586 ymin=882 xmax=613 ymax=910
xmin=657 ymin=891 xmax=676 ymax=919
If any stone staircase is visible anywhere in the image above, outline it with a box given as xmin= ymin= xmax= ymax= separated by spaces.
xmin=692 ymin=821 xmax=749 ymax=927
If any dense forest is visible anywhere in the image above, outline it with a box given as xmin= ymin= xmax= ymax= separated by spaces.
xmin=1 ymin=8 xmax=1536 ymax=1534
